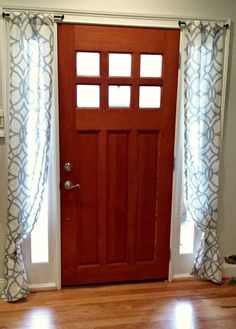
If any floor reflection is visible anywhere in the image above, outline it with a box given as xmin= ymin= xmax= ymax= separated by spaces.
xmin=174 ymin=301 xmax=195 ymax=329
xmin=25 ymin=308 xmax=55 ymax=329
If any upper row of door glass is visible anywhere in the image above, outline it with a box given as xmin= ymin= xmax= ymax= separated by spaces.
xmin=76 ymin=52 xmax=163 ymax=77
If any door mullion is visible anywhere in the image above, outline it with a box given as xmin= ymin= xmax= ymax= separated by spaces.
xmin=131 ymin=52 xmax=140 ymax=110
xmin=100 ymin=52 xmax=108 ymax=109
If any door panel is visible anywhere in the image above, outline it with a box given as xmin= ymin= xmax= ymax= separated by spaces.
xmin=77 ymin=133 xmax=99 ymax=266
xmin=107 ymin=132 xmax=128 ymax=264
xmin=58 ymin=24 xmax=180 ymax=286
xmin=136 ymin=132 xmax=159 ymax=262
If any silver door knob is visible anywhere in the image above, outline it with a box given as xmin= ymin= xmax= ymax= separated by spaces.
xmin=64 ymin=180 xmax=81 ymax=190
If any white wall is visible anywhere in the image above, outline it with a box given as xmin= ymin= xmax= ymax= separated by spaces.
xmin=0 ymin=0 xmax=236 ymax=281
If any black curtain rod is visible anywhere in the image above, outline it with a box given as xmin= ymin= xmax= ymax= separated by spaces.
xmin=178 ymin=20 xmax=229 ymax=29
xmin=2 ymin=11 xmax=228 ymax=28
xmin=2 ymin=11 xmax=64 ymax=21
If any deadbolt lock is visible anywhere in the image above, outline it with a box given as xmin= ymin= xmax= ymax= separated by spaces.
xmin=64 ymin=162 xmax=72 ymax=171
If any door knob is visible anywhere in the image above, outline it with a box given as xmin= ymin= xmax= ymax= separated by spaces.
xmin=64 ymin=180 xmax=81 ymax=190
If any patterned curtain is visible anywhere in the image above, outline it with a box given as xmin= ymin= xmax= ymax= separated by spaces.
xmin=183 ymin=21 xmax=225 ymax=283
xmin=1 ymin=12 xmax=54 ymax=302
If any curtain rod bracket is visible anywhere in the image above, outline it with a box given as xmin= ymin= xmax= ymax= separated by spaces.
xmin=2 ymin=11 xmax=65 ymax=21
xmin=178 ymin=20 xmax=229 ymax=29
xmin=2 ymin=11 xmax=10 ymax=18
xmin=178 ymin=20 xmax=186 ymax=28
xmin=54 ymin=14 xmax=64 ymax=22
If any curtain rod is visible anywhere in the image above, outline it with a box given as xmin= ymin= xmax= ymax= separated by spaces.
xmin=2 ymin=11 xmax=64 ymax=21
xmin=1 ymin=7 xmax=230 ymax=26
xmin=178 ymin=20 xmax=229 ymax=29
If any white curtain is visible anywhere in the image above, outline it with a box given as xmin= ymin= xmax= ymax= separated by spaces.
xmin=1 ymin=12 xmax=54 ymax=302
xmin=183 ymin=21 xmax=225 ymax=283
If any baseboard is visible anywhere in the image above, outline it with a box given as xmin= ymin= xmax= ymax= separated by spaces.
xmin=0 ymin=278 xmax=4 ymax=293
xmin=222 ymin=262 xmax=236 ymax=278
xmin=29 ymin=282 xmax=58 ymax=291
xmin=1 ymin=266 xmax=235 ymax=293
xmin=172 ymin=264 xmax=236 ymax=281
xmin=173 ymin=273 xmax=194 ymax=281
xmin=0 ymin=279 xmax=57 ymax=294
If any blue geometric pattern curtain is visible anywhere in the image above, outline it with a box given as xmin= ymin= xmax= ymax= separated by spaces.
xmin=1 ymin=12 xmax=54 ymax=302
xmin=183 ymin=21 xmax=225 ymax=283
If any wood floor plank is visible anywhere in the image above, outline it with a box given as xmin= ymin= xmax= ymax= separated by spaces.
xmin=0 ymin=281 xmax=236 ymax=328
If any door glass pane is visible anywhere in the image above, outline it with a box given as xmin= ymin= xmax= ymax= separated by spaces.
xmin=77 ymin=52 xmax=100 ymax=76
xmin=140 ymin=54 xmax=162 ymax=77
xmin=139 ymin=86 xmax=161 ymax=108
xmin=109 ymin=85 xmax=131 ymax=107
xmin=109 ymin=53 xmax=132 ymax=77
xmin=77 ymin=85 xmax=100 ymax=108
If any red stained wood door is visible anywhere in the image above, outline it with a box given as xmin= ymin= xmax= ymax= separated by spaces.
xmin=58 ymin=24 xmax=180 ymax=286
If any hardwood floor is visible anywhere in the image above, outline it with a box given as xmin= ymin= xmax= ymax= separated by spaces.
xmin=1 ymin=280 xmax=236 ymax=328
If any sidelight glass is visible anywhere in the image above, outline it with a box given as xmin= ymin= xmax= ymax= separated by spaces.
xmin=140 ymin=54 xmax=162 ymax=77
xmin=139 ymin=86 xmax=161 ymax=108
xmin=179 ymin=217 xmax=195 ymax=254
xmin=109 ymin=85 xmax=131 ymax=107
xmin=77 ymin=85 xmax=100 ymax=108
xmin=31 ymin=184 xmax=49 ymax=263
xmin=109 ymin=53 xmax=132 ymax=77
xmin=76 ymin=52 xmax=100 ymax=76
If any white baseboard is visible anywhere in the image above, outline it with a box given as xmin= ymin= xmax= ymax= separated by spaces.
xmin=0 ymin=279 xmax=58 ymax=293
xmin=222 ymin=263 xmax=236 ymax=278
xmin=1 ymin=265 xmax=235 ymax=294
xmin=29 ymin=282 xmax=58 ymax=291
xmin=172 ymin=263 xmax=236 ymax=281
xmin=173 ymin=273 xmax=194 ymax=280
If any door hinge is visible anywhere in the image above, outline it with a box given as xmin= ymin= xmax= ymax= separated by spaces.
xmin=178 ymin=52 xmax=181 ymax=69
xmin=169 ymin=248 xmax=172 ymax=261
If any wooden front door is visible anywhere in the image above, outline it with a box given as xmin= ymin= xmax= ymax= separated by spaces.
xmin=58 ymin=24 xmax=180 ymax=286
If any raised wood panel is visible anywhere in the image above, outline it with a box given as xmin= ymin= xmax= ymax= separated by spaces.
xmin=136 ymin=132 xmax=159 ymax=262
xmin=77 ymin=133 xmax=99 ymax=266
xmin=107 ymin=132 xmax=129 ymax=264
